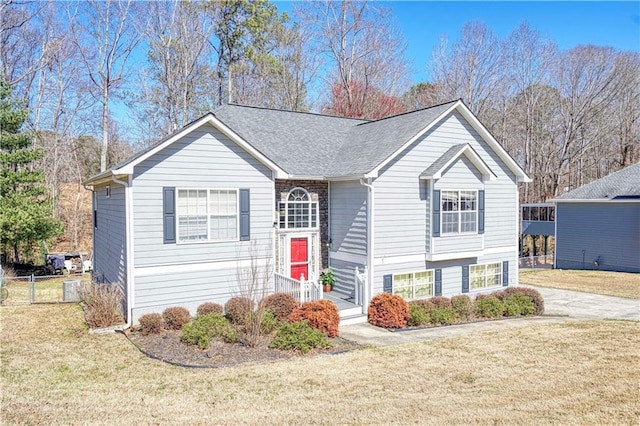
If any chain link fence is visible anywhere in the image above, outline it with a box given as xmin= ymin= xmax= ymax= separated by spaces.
xmin=1 ymin=273 xmax=90 ymax=306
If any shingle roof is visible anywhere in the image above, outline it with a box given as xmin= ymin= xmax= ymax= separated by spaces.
xmin=420 ymin=144 xmax=468 ymax=178
xmin=554 ymin=162 xmax=640 ymax=200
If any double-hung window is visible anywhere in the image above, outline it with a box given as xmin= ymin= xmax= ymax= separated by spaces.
xmin=470 ymin=263 xmax=501 ymax=290
xmin=442 ymin=190 xmax=477 ymax=234
xmin=393 ymin=270 xmax=434 ymax=300
xmin=177 ymin=189 xmax=238 ymax=242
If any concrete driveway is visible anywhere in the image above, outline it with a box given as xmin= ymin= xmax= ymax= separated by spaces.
xmin=340 ymin=286 xmax=639 ymax=347
xmin=522 ymin=285 xmax=639 ymax=321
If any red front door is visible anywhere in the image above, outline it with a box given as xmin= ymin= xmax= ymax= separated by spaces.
xmin=290 ymin=237 xmax=309 ymax=280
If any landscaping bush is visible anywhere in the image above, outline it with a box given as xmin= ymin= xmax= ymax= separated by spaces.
xmin=428 ymin=296 xmax=452 ymax=309
xmin=429 ymin=307 xmax=456 ymax=325
xmin=138 ymin=313 xmax=163 ymax=335
xmin=290 ymin=299 xmax=340 ymax=338
xmin=180 ymin=312 xmax=238 ymax=349
xmin=475 ymin=295 xmax=505 ymax=318
xmin=408 ymin=301 xmax=430 ymax=327
xmin=367 ymin=293 xmax=410 ymax=329
xmin=162 ymin=307 xmax=191 ymax=330
xmin=502 ymin=293 xmax=535 ymax=317
xmin=260 ymin=309 xmax=279 ymax=334
xmin=196 ymin=302 xmax=223 ymax=317
xmin=268 ymin=320 xmax=331 ymax=354
xmin=79 ymin=282 xmax=125 ymax=328
xmin=259 ymin=293 xmax=299 ymax=322
xmin=497 ymin=287 xmax=544 ymax=316
xmin=451 ymin=295 xmax=475 ymax=321
xmin=225 ymin=297 xmax=255 ymax=325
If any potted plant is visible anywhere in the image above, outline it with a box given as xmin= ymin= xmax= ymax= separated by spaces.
xmin=319 ymin=268 xmax=335 ymax=292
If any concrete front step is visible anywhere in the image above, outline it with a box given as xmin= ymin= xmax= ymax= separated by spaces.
xmin=339 ymin=306 xmax=363 ymax=318
xmin=340 ymin=314 xmax=368 ymax=326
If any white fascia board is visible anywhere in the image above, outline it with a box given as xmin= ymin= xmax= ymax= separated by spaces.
xmin=117 ymin=114 xmax=288 ymax=179
xmin=421 ymin=144 xmax=497 ymax=181
xmin=364 ymin=101 xmax=461 ymax=179
xmin=455 ymin=105 xmax=531 ymax=183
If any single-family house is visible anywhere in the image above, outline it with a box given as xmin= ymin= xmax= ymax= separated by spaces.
xmin=550 ymin=162 xmax=640 ymax=273
xmin=84 ymin=100 xmax=530 ymax=325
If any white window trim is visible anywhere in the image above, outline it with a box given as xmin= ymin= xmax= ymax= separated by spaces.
xmin=441 ymin=190 xmax=478 ymax=236
xmin=469 ymin=262 xmax=502 ymax=291
xmin=176 ymin=187 xmax=240 ymax=244
xmin=279 ymin=187 xmax=319 ymax=230
xmin=392 ymin=269 xmax=435 ymax=300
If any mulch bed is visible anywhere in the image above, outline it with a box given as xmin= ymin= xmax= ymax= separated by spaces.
xmin=126 ymin=330 xmax=361 ymax=368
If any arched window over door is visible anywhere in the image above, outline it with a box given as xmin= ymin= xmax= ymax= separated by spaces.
xmin=279 ymin=187 xmax=318 ymax=229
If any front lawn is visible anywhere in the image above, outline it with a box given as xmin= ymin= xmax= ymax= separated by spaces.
xmin=519 ymin=269 xmax=640 ymax=299
xmin=1 ymin=303 xmax=638 ymax=424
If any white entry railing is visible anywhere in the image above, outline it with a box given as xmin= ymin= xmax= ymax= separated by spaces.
xmin=273 ymin=272 xmax=322 ymax=303
xmin=354 ymin=266 xmax=367 ymax=306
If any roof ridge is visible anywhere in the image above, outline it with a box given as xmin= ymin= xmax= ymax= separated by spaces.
xmin=223 ymin=103 xmax=370 ymax=121
xmin=355 ymin=99 xmax=460 ymax=127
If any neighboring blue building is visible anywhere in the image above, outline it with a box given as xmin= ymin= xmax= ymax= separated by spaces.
xmin=551 ymin=163 xmax=640 ymax=273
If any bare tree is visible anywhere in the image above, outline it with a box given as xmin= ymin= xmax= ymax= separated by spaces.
xmin=297 ymin=0 xmax=410 ymax=118
xmin=69 ymin=0 xmax=140 ymax=172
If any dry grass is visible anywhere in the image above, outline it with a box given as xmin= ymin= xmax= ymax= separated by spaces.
xmin=2 ymin=274 xmax=90 ymax=305
xmin=519 ymin=269 xmax=640 ymax=299
xmin=2 ymin=304 xmax=639 ymax=425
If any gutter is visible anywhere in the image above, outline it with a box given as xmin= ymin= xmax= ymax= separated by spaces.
xmin=359 ymin=178 xmax=375 ymax=314
xmin=109 ymin=175 xmax=135 ymax=330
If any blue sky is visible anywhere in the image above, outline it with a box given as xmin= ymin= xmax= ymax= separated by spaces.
xmin=276 ymin=1 xmax=640 ymax=83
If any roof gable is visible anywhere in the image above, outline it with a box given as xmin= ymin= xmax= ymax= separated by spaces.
xmin=420 ymin=143 xmax=497 ymax=181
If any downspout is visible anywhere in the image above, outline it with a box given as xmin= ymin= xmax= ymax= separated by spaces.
xmin=110 ymin=175 xmax=134 ymax=330
xmin=359 ymin=178 xmax=374 ymax=313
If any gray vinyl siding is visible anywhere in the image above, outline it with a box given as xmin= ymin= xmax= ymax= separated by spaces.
xmin=329 ymin=180 xmax=368 ymax=256
xmin=328 ymin=258 xmax=365 ymax=297
xmin=93 ymin=183 xmax=127 ymax=290
xmin=373 ymin=253 xmax=516 ymax=298
xmin=374 ymin=111 xmax=517 ymax=259
xmin=555 ymin=203 xmax=640 ymax=273
xmin=131 ymin=123 xmax=274 ymax=267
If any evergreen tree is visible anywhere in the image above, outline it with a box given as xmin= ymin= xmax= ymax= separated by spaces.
xmin=0 ymin=78 xmax=62 ymax=262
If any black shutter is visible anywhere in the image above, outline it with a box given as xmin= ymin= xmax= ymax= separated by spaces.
xmin=433 ymin=190 xmax=441 ymax=237
xmin=502 ymin=261 xmax=509 ymax=287
xmin=478 ymin=190 xmax=485 ymax=234
xmin=462 ymin=265 xmax=469 ymax=293
xmin=239 ymin=188 xmax=250 ymax=241
xmin=434 ymin=269 xmax=442 ymax=296
xmin=383 ymin=274 xmax=393 ymax=293
xmin=93 ymin=210 xmax=98 ymax=229
xmin=163 ymin=187 xmax=176 ymax=244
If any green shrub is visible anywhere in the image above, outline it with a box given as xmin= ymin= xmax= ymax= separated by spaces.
xmin=475 ymin=296 xmax=505 ymax=318
xmin=162 ymin=307 xmax=191 ymax=330
xmin=259 ymin=293 xmax=299 ymax=322
xmin=138 ymin=313 xmax=163 ymax=335
xmin=260 ymin=309 xmax=279 ymax=334
xmin=428 ymin=296 xmax=452 ymax=309
xmin=180 ymin=313 xmax=238 ymax=349
xmin=289 ymin=300 xmax=340 ymax=337
xmin=451 ymin=295 xmax=475 ymax=321
xmin=497 ymin=287 xmax=544 ymax=315
xmin=502 ymin=293 xmax=535 ymax=317
xmin=429 ymin=307 xmax=456 ymax=325
xmin=408 ymin=301 xmax=430 ymax=326
xmin=269 ymin=321 xmax=331 ymax=354
xmin=225 ymin=297 xmax=254 ymax=325
xmin=196 ymin=302 xmax=223 ymax=317
xmin=368 ymin=293 xmax=410 ymax=329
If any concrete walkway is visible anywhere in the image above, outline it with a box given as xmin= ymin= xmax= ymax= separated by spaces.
xmin=340 ymin=286 xmax=639 ymax=347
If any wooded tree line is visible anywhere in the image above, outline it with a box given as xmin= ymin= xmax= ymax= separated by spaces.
xmin=1 ymin=0 xmax=638 ymax=257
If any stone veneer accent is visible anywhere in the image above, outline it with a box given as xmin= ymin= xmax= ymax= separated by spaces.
xmin=274 ymin=179 xmax=329 ymax=270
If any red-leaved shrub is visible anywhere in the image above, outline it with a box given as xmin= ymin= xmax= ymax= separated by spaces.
xmin=139 ymin=313 xmax=164 ymax=335
xmin=260 ymin=293 xmax=299 ymax=322
xmin=224 ymin=297 xmax=255 ymax=325
xmin=368 ymin=293 xmax=410 ymax=329
xmin=162 ymin=307 xmax=191 ymax=330
xmin=289 ymin=300 xmax=340 ymax=338
xmin=197 ymin=302 xmax=224 ymax=317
